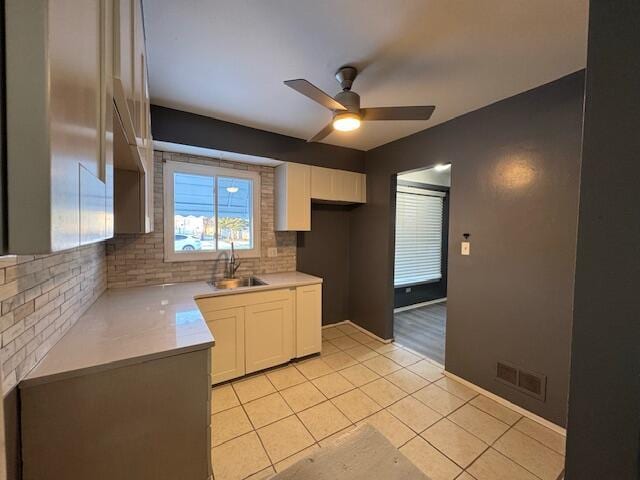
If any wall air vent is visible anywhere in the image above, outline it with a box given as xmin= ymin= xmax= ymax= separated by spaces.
xmin=496 ymin=362 xmax=518 ymax=385
xmin=496 ymin=361 xmax=547 ymax=401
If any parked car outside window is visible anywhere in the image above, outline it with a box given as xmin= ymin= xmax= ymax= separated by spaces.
xmin=174 ymin=234 xmax=202 ymax=251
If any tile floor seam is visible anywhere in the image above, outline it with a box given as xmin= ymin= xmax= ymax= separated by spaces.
xmin=511 ymin=419 xmax=567 ymax=456
xmin=419 ymin=417 xmax=491 ymax=471
xmin=211 ymin=336 xmax=565 ymax=480
xmin=236 ymin=375 xmax=279 ymax=474
xmin=443 ymin=402 xmax=511 ymax=447
xmin=481 ymin=446 xmax=547 ymax=480
xmin=294 ymin=407 xmax=356 ymax=443
xmin=489 ymin=425 xmax=548 ymax=480
xmin=468 ymin=396 xmax=524 ymax=426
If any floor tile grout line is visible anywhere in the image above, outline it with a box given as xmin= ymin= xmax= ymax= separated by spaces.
xmin=492 ymin=426 xmax=564 ymax=479
xmin=467 ymin=395 xmax=525 ymax=427
xmin=479 ymin=443 xmax=547 ymax=480
xmin=212 ymin=341 xmax=563 ymax=480
xmin=420 ymin=431 xmax=490 ymax=472
xmin=215 ymin=384 xmax=553 ymax=480
xmin=510 ymin=420 xmax=567 ymax=456
xmin=243 ymin=371 xmax=281 ymax=471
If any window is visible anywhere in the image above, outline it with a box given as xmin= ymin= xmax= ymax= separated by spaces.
xmin=163 ymin=161 xmax=260 ymax=261
xmin=394 ymin=186 xmax=445 ymax=287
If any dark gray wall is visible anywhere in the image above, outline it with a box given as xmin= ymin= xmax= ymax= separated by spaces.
xmin=150 ymin=105 xmax=365 ymax=172
xmin=296 ymin=204 xmax=353 ymax=325
xmin=351 ymin=71 xmax=585 ymax=425
xmin=565 ymin=2 xmax=640 ymax=478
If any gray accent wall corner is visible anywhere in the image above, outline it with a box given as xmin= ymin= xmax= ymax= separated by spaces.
xmin=351 ymin=71 xmax=585 ymax=426
xmin=565 ymin=1 xmax=640 ymax=478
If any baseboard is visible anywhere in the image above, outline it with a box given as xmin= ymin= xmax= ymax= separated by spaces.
xmin=393 ymin=297 xmax=447 ymax=313
xmin=444 ymin=370 xmax=567 ymax=436
xmin=323 ymin=320 xmax=393 ymax=344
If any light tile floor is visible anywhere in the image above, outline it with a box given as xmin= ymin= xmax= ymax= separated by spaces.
xmin=211 ymin=325 xmax=566 ymax=480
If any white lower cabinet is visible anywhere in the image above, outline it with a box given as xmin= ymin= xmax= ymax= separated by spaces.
xmin=296 ymin=284 xmax=322 ymax=357
xmin=245 ymin=299 xmax=294 ymax=374
xmin=206 ymin=307 xmax=245 ymax=384
xmin=197 ymin=285 xmax=321 ymax=385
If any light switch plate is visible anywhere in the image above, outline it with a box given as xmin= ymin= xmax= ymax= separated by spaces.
xmin=461 ymin=241 xmax=471 ymax=255
xmin=267 ymin=247 xmax=278 ymax=257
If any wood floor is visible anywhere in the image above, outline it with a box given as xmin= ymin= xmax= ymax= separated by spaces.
xmin=393 ymin=301 xmax=446 ymax=364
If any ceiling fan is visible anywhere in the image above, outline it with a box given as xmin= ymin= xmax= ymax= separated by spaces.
xmin=284 ymin=66 xmax=435 ymax=143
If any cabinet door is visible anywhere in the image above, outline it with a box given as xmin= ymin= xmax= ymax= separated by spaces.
xmin=296 ymin=284 xmax=322 ymax=357
xmin=310 ymin=166 xmax=335 ymax=200
xmin=132 ymin=0 xmax=145 ymax=145
xmin=275 ymin=163 xmax=311 ymax=231
xmin=113 ymin=0 xmax=135 ymax=122
xmin=6 ymin=0 xmax=112 ymax=253
xmin=206 ymin=307 xmax=245 ymax=385
xmin=245 ymin=297 xmax=294 ymax=374
xmin=335 ymin=171 xmax=364 ymax=203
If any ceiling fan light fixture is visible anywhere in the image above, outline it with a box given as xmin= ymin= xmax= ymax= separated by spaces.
xmin=226 ymin=186 xmax=239 ymax=193
xmin=332 ymin=112 xmax=361 ymax=132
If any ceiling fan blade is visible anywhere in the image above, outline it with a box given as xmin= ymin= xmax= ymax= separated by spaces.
xmin=284 ymin=79 xmax=347 ymax=111
xmin=361 ymin=106 xmax=435 ymax=121
xmin=307 ymin=122 xmax=334 ymax=143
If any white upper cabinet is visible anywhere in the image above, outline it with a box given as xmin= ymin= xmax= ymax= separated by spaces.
xmin=275 ymin=163 xmax=311 ymax=231
xmin=310 ymin=166 xmax=366 ymax=204
xmin=113 ymin=0 xmax=154 ymax=234
xmin=274 ymin=163 xmax=366 ymax=231
xmin=6 ymin=0 xmax=114 ymax=253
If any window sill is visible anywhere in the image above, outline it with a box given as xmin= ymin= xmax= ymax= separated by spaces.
xmin=164 ymin=249 xmax=261 ymax=263
xmin=394 ymin=277 xmax=443 ymax=289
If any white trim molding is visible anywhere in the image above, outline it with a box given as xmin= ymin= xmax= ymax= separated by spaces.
xmin=163 ymin=160 xmax=261 ymax=262
xmin=322 ymin=320 xmax=393 ymax=344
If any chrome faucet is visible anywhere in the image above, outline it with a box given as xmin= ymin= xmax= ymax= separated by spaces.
xmin=226 ymin=242 xmax=241 ymax=278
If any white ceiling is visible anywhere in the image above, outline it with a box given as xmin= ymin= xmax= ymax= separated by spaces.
xmin=143 ymin=0 xmax=588 ymax=151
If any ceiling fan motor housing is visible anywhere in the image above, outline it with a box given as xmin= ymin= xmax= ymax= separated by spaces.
xmin=335 ymin=65 xmax=358 ymax=90
xmin=334 ymin=90 xmax=360 ymax=113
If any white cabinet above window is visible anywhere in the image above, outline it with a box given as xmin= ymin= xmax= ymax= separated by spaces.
xmin=274 ymin=162 xmax=366 ymax=231
xmin=311 ymin=166 xmax=366 ymax=204
xmin=275 ymin=163 xmax=311 ymax=231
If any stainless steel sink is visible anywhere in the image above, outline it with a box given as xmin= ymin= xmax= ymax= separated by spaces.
xmin=209 ymin=277 xmax=266 ymax=290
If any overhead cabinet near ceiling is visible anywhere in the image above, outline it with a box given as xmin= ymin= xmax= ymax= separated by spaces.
xmin=274 ymin=162 xmax=366 ymax=231
xmin=310 ymin=166 xmax=367 ymax=204
xmin=5 ymin=0 xmax=115 ymax=253
xmin=275 ymin=163 xmax=311 ymax=231
xmin=113 ymin=0 xmax=154 ymax=234
xmin=4 ymin=0 xmax=153 ymax=253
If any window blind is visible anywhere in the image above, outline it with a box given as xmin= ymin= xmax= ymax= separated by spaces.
xmin=394 ymin=186 xmax=445 ymax=287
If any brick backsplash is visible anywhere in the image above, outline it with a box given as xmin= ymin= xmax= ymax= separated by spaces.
xmin=106 ymin=151 xmax=297 ymax=288
xmin=0 ymin=243 xmax=106 ymax=393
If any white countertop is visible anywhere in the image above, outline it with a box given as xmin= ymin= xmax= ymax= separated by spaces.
xmin=195 ymin=271 xmax=323 ymax=299
xmin=22 ymin=272 xmax=322 ymax=388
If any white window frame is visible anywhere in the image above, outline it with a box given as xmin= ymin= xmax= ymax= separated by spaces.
xmin=163 ymin=160 xmax=261 ymax=262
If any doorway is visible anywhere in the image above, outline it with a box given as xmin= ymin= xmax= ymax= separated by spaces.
xmin=392 ymin=164 xmax=450 ymax=364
